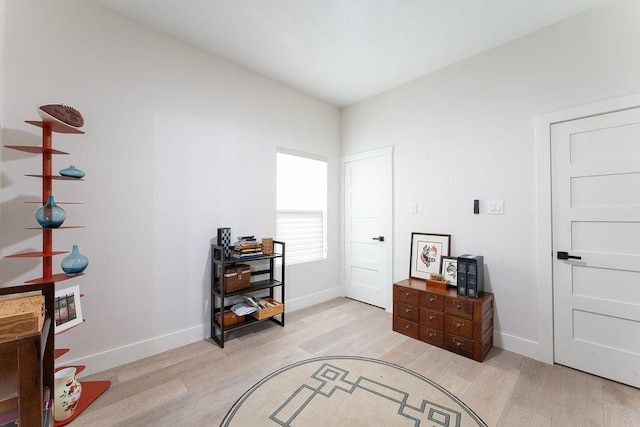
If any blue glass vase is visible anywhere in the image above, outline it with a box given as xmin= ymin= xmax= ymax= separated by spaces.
xmin=61 ymin=245 xmax=89 ymax=276
xmin=59 ymin=165 xmax=85 ymax=178
xmin=35 ymin=195 xmax=66 ymax=228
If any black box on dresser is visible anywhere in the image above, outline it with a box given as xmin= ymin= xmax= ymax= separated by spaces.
xmin=457 ymin=254 xmax=484 ymax=298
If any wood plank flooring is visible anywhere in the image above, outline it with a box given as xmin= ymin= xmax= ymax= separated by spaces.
xmin=78 ymin=298 xmax=640 ymax=426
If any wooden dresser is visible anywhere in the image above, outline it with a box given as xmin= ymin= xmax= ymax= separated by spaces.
xmin=393 ymin=278 xmax=494 ymax=362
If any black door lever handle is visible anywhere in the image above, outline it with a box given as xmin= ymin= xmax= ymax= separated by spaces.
xmin=372 ymin=236 xmax=385 ymax=242
xmin=557 ymin=251 xmax=581 ymax=260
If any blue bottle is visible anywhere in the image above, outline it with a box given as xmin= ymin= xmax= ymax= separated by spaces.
xmin=61 ymin=245 xmax=89 ymax=276
xmin=59 ymin=165 xmax=85 ymax=178
xmin=35 ymin=195 xmax=66 ymax=228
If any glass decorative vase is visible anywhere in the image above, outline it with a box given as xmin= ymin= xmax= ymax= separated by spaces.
xmin=59 ymin=165 xmax=85 ymax=178
xmin=54 ymin=367 xmax=82 ymax=422
xmin=61 ymin=245 xmax=89 ymax=276
xmin=35 ymin=195 xmax=66 ymax=228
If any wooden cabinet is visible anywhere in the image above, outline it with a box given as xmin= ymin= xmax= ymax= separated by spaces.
xmin=210 ymin=241 xmax=285 ymax=348
xmin=0 ymin=284 xmax=55 ymax=426
xmin=393 ymin=279 xmax=494 ymax=362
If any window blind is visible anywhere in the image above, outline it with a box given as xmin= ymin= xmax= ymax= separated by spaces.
xmin=276 ymin=210 xmax=325 ymax=263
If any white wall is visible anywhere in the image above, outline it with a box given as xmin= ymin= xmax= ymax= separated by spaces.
xmin=0 ymin=0 xmax=5 ymax=203
xmin=342 ymin=0 xmax=640 ymax=359
xmin=0 ymin=0 xmax=341 ymax=375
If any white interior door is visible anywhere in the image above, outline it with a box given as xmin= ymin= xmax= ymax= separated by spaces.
xmin=343 ymin=147 xmax=393 ymax=310
xmin=551 ymin=107 xmax=640 ymax=388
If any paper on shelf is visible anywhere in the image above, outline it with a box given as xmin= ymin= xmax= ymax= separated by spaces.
xmin=231 ymin=303 xmax=257 ymax=316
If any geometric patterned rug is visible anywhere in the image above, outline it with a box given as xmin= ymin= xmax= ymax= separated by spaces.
xmin=221 ymin=356 xmax=487 ymax=426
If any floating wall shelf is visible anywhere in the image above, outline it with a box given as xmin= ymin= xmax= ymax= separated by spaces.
xmin=2 ymin=118 xmax=109 ymax=425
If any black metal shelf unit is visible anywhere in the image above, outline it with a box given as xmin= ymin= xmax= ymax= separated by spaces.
xmin=210 ymin=240 xmax=285 ymax=348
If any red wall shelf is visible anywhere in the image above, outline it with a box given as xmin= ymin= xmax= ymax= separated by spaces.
xmin=25 ymin=226 xmax=85 ymax=230
xmin=5 ymin=251 xmax=68 ymax=258
xmin=2 ymin=119 xmax=109 ymax=425
xmin=25 ymin=120 xmax=85 ymax=134
xmin=54 ymin=348 xmax=70 ymax=359
xmin=55 ymin=381 xmax=112 ymax=426
xmin=25 ymin=273 xmax=85 ymax=285
xmin=55 ymin=365 xmax=85 ymax=375
xmin=3 ymin=145 xmax=69 ymax=155
xmin=26 ymin=174 xmax=85 ymax=180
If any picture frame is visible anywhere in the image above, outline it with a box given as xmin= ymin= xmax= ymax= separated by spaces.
xmin=54 ymin=285 xmax=83 ymax=334
xmin=409 ymin=232 xmax=451 ymax=279
xmin=440 ymin=256 xmax=458 ymax=286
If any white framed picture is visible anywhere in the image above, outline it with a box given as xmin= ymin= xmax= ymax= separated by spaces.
xmin=409 ymin=232 xmax=451 ymax=279
xmin=54 ymin=285 xmax=83 ymax=334
xmin=440 ymin=256 xmax=458 ymax=285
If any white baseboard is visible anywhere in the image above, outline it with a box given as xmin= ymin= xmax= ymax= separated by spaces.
xmin=72 ymin=302 xmax=543 ymax=377
xmin=72 ymin=288 xmax=343 ymax=377
xmin=71 ymin=324 xmax=208 ymax=378
xmin=285 ymin=286 xmax=343 ymax=312
xmin=493 ymin=330 xmax=542 ymax=362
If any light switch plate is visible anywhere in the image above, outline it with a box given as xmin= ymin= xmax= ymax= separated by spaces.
xmin=488 ymin=200 xmax=504 ymax=214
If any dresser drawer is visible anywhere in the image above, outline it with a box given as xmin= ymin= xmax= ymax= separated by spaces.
xmin=444 ymin=328 xmax=493 ymax=362
xmin=393 ymin=285 xmax=420 ymax=306
xmin=420 ymin=291 xmax=445 ymax=311
xmin=444 ymin=333 xmax=475 ymax=358
xmin=394 ymin=302 xmax=419 ymax=323
xmin=419 ymin=326 xmax=444 ymax=348
xmin=393 ymin=316 xmax=419 ymax=339
xmin=419 ymin=307 xmax=444 ymax=329
xmin=445 ymin=297 xmax=474 ymax=320
xmin=444 ymin=315 xmax=474 ymax=339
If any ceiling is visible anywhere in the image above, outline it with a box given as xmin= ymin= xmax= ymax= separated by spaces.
xmin=89 ymin=0 xmax=610 ymax=107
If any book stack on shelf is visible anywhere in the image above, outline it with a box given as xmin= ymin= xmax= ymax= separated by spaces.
xmin=232 ymin=236 xmax=263 ymax=259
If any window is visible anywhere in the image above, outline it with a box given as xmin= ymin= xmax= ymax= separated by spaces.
xmin=276 ymin=149 xmax=327 ymax=264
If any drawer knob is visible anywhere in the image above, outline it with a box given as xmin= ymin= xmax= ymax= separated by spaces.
xmin=429 ymin=332 xmax=436 ymax=337
xmin=455 ymin=303 xmax=462 ymax=310
xmin=405 ymin=307 xmax=412 ymax=313
xmin=455 ymin=321 xmax=465 ymax=328
xmin=453 ymin=338 xmax=464 ymax=347
xmin=405 ymin=324 xmax=411 ymax=329
xmin=456 ymin=341 xmax=463 ymax=347
xmin=405 ymin=292 xmax=411 ymax=297
xmin=429 ymin=315 xmax=435 ymax=320
xmin=429 ymin=296 xmax=436 ymax=302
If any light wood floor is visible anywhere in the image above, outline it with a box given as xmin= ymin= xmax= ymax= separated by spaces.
xmin=78 ymin=298 xmax=640 ymax=426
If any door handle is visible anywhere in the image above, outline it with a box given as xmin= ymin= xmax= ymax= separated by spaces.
xmin=557 ymin=251 xmax=582 ymax=260
xmin=372 ymin=236 xmax=385 ymax=242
